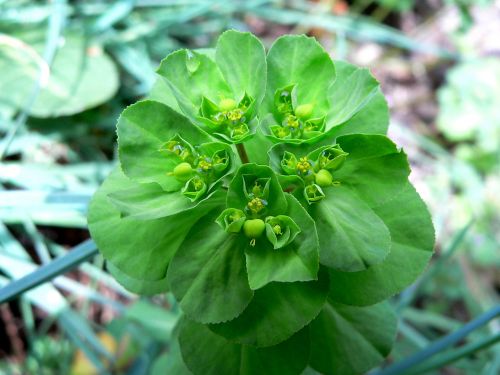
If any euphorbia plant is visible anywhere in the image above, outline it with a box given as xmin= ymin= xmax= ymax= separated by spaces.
xmin=88 ymin=31 xmax=435 ymax=375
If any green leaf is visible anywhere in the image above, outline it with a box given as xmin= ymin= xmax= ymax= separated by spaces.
xmin=167 ymin=215 xmax=253 ymax=324
xmin=245 ymin=194 xmax=319 ymax=289
xmin=334 ymin=134 xmax=410 ymax=207
xmin=215 ymin=30 xmax=267 ymax=106
xmin=117 ymin=100 xmax=210 ymax=191
xmin=326 ymin=89 xmax=389 ymax=138
xmin=157 ymin=49 xmax=232 ymax=121
xmin=227 ymin=164 xmax=287 ymax=217
xmin=0 ymin=33 xmax=119 ymax=118
xmin=309 ymin=300 xmax=397 ymax=375
xmin=326 ymin=61 xmax=380 ymax=129
xmin=264 ymin=34 xmax=335 ymax=119
xmin=310 ymin=186 xmax=391 ymax=271
xmin=328 ymin=183 xmax=435 ymax=306
xmin=107 ymin=179 xmax=224 ymax=220
xmin=179 ymin=318 xmax=309 ymax=375
xmin=106 ymin=262 xmax=169 ymax=296
xmin=88 ymin=168 xmax=208 ymax=283
xmin=210 ymin=268 xmax=329 ymax=347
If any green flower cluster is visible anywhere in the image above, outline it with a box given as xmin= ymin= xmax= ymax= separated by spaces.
xmin=88 ymin=31 xmax=435 ymax=375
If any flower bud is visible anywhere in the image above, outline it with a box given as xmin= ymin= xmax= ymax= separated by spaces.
xmin=173 ymin=162 xmax=194 ymax=182
xmin=265 ymin=215 xmax=301 ymax=249
xmin=315 ymin=169 xmax=333 ymax=187
xmin=219 ymin=98 xmax=237 ymax=112
xmin=295 ymin=103 xmax=313 ymax=119
xmin=243 ymin=219 xmax=266 ymax=239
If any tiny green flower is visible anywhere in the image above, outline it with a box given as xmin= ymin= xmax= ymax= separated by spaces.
xmin=304 ymin=184 xmax=325 ymax=204
xmin=318 ymin=145 xmax=348 ymax=171
xmin=246 ymin=197 xmax=266 ymax=216
xmin=264 ymin=215 xmax=301 ymax=249
xmin=216 ymin=208 xmax=246 ymax=233
xmin=281 ymin=151 xmax=298 ymax=175
xmin=296 ymin=157 xmax=313 ymax=176
xmin=182 ymin=175 xmax=207 ymax=202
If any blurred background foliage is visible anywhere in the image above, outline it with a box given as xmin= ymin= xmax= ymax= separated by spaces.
xmin=0 ymin=0 xmax=499 ymax=374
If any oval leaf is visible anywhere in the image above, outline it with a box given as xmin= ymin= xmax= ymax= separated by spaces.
xmin=209 ymin=268 xmax=329 ymax=347
xmin=179 ymin=318 xmax=309 ymax=375
xmin=328 ymin=183 xmax=435 ymax=306
xmin=311 ymin=185 xmax=391 ymax=272
xmin=309 ymin=300 xmax=397 ymax=375
xmin=167 ymin=215 xmax=254 ymax=324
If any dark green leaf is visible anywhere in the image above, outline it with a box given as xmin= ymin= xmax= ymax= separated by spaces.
xmin=310 ymin=186 xmax=391 ymax=271
xmin=328 ymin=183 xmax=435 ymax=306
xmin=309 ymin=300 xmax=397 ymax=375
xmin=179 ymin=318 xmax=309 ymax=375
xmin=210 ymin=268 xmax=329 ymax=347
xmin=167 ymin=215 xmax=253 ymax=324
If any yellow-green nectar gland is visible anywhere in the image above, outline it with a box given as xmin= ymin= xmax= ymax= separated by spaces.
xmin=273 ymin=224 xmax=282 ymax=236
xmin=296 ymin=157 xmax=312 ymax=175
xmin=247 ymin=198 xmax=265 ymax=215
xmin=251 ymin=182 xmax=262 ymax=198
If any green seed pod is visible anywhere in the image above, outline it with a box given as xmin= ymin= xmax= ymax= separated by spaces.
xmin=173 ymin=162 xmax=194 ymax=181
xmin=219 ymin=98 xmax=237 ymax=111
xmin=315 ymin=169 xmax=333 ymax=187
xmin=295 ymin=103 xmax=313 ymax=119
xmin=243 ymin=219 xmax=266 ymax=239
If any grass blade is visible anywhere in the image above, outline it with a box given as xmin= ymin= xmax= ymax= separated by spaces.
xmin=0 ymin=239 xmax=98 ymax=304
xmin=374 ymin=305 xmax=500 ymax=375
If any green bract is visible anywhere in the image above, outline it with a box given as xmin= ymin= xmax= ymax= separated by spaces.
xmin=88 ymin=30 xmax=435 ymax=375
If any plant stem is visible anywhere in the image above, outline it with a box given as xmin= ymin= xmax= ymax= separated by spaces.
xmin=236 ymin=143 xmax=249 ymax=164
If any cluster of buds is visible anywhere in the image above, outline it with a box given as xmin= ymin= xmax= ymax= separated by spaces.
xmin=199 ymin=94 xmax=254 ymax=142
xmin=161 ymin=134 xmax=230 ymax=201
xmin=281 ymin=144 xmax=348 ymax=203
xmin=270 ymin=85 xmax=325 ymax=140
xmin=217 ymin=176 xmax=300 ymax=248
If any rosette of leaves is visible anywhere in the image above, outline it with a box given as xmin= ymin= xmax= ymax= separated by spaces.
xmin=88 ymin=100 xmax=234 ymax=293
xmin=88 ymin=31 xmax=435 ymax=375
